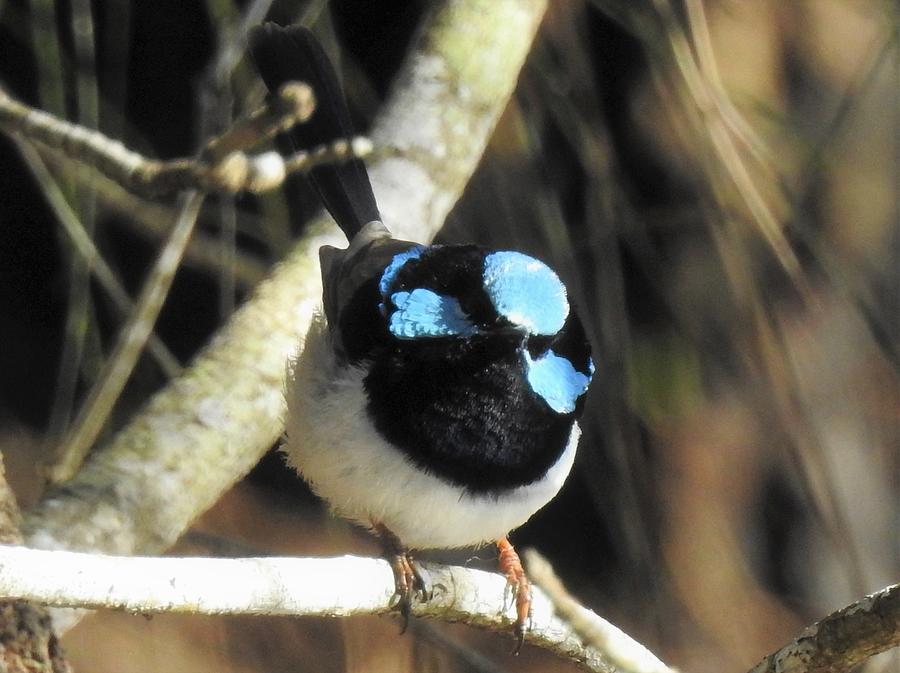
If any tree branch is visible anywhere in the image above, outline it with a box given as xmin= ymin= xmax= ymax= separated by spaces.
xmin=748 ymin=583 xmax=900 ymax=673
xmin=0 ymin=544 xmax=627 ymax=673
xmin=525 ymin=549 xmax=676 ymax=673
xmin=0 ymin=79 xmax=380 ymax=196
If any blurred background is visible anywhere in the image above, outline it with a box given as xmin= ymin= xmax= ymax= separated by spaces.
xmin=0 ymin=0 xmax=897 ymax=671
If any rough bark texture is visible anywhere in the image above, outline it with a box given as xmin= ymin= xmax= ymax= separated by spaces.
xmin=0 ymin=458 xmax=71 ymax=673
xmin=748 ymin=584 xmax=900 ymax=673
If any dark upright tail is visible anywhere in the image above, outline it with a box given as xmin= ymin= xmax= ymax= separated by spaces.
xmin=249 ymin=23 xmax=380 ymax=239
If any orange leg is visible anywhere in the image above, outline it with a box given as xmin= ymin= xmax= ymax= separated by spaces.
xmin=497 ymin=536 xmax=532 ymax=653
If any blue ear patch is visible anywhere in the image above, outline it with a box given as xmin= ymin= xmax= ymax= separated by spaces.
xmin=389 ymin=289 xmax=478 ymax=339
xmin=483 ymin=251 xmax=569 ymax=335
xmin=524 ymin=349 xmax=592 ymax=414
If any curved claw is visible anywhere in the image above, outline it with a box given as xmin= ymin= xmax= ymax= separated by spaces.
xmin=510 ymin=576 xmax=532 ymax=654
xmin=412 ymin=559 xmax=433 ymax=602
xmin=388 ymin=550 xmax=416 ymax=633
xmin=375 ymin=523 xmax=431 ymax=633
xmin=512 ymin=622 xmax=526 ymax=655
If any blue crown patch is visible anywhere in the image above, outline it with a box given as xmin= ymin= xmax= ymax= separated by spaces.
xmin=483 ymin=251 xmax=569 ymax=335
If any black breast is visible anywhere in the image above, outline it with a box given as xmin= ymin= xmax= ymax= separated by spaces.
xmin=363 ymin=334 xmax=576 ymax=494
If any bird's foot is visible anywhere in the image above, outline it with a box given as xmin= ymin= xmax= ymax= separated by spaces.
xmin=375 ymin=524 xmax=431 ymax=633
xmin=497 ymin=537 xmax=532 ymax=654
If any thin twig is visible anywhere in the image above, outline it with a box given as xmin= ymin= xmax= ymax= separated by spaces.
xmin=37 ymin=0 xmax=100 ymax=451
xmin=653 ymin=0 xmax=807 ymax=292
xmin=14 ymin=139 xmax=182 ymax=378
xmin=683 ymin=0 xmax=776 ymax=171
xmin=45 ymin=192 xmax=205 ymax=484
xmin=524 ymin=549 xmax=676 ymax=673
xmin=0 ymin=83 xmax=369 ymax=197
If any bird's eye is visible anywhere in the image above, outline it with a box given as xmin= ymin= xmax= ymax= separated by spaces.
xmin=526 ymin=335 xmax=554 ymax=358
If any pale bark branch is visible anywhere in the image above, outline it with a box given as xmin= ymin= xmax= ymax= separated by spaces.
xmin=525 ymin=549 xmax=676 ymax=673
xmin=0 ymin=545 xmax=620 ymax=673
xmin=748 ymin=583 xmax=900 ymax=673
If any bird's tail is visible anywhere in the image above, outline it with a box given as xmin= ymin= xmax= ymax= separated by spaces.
xmin=249 ymin=23 xmax=380 ymax=240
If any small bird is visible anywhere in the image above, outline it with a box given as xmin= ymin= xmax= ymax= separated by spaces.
xmin=249 ymin=23 xmax=593 ymax=647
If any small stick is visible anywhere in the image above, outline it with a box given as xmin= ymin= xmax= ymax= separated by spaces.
xmin=0 ymin=83 xmax=374 ymax=197
xmin=524 ymin=549 xmax=677 ymax=673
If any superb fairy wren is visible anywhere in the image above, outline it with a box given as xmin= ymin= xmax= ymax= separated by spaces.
xmin=249 ymin=23 xmax=593 ymax=647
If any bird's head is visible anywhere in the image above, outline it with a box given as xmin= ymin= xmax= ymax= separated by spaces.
xmin=377 ymin=245 xmax=594 ymax=415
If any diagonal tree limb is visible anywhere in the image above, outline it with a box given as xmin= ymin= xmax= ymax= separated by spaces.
xmin=747 ymin=584 xmax=899 ymax=673
xmin=23 ymin=0 xmax=548 ymax=557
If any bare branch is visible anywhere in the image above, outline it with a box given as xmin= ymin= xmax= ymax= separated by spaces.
xmin=748 ymin=584 xmax=900 ymax=673
xmin=0 ymin=82 xmax=372 ymax=196
xmin=525 ymin=549 xmax=676 ymax=673
xmin=0 ymin=545 xmax=618 ymax=673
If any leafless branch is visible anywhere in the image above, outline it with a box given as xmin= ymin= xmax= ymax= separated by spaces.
xmin=0 ymin=545 xmax=616 ymax=673
xmin=0 ymin=82 xmax=372 ymax=197
xmin=525 ymin=549 xmax=676 ymax=673
xmin=748 ymin=584 xmax=900 ymax=673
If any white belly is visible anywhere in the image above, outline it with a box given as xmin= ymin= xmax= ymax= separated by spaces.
xmin=283 ymin=314 xmax=580 ymax=550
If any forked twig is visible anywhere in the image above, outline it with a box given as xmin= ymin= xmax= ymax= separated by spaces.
xmin=0 ymin=83 xmax=373 ymax=197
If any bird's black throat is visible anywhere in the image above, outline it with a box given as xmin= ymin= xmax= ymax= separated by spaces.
xmin=363 ymin=332 xmax=577 ymax=495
